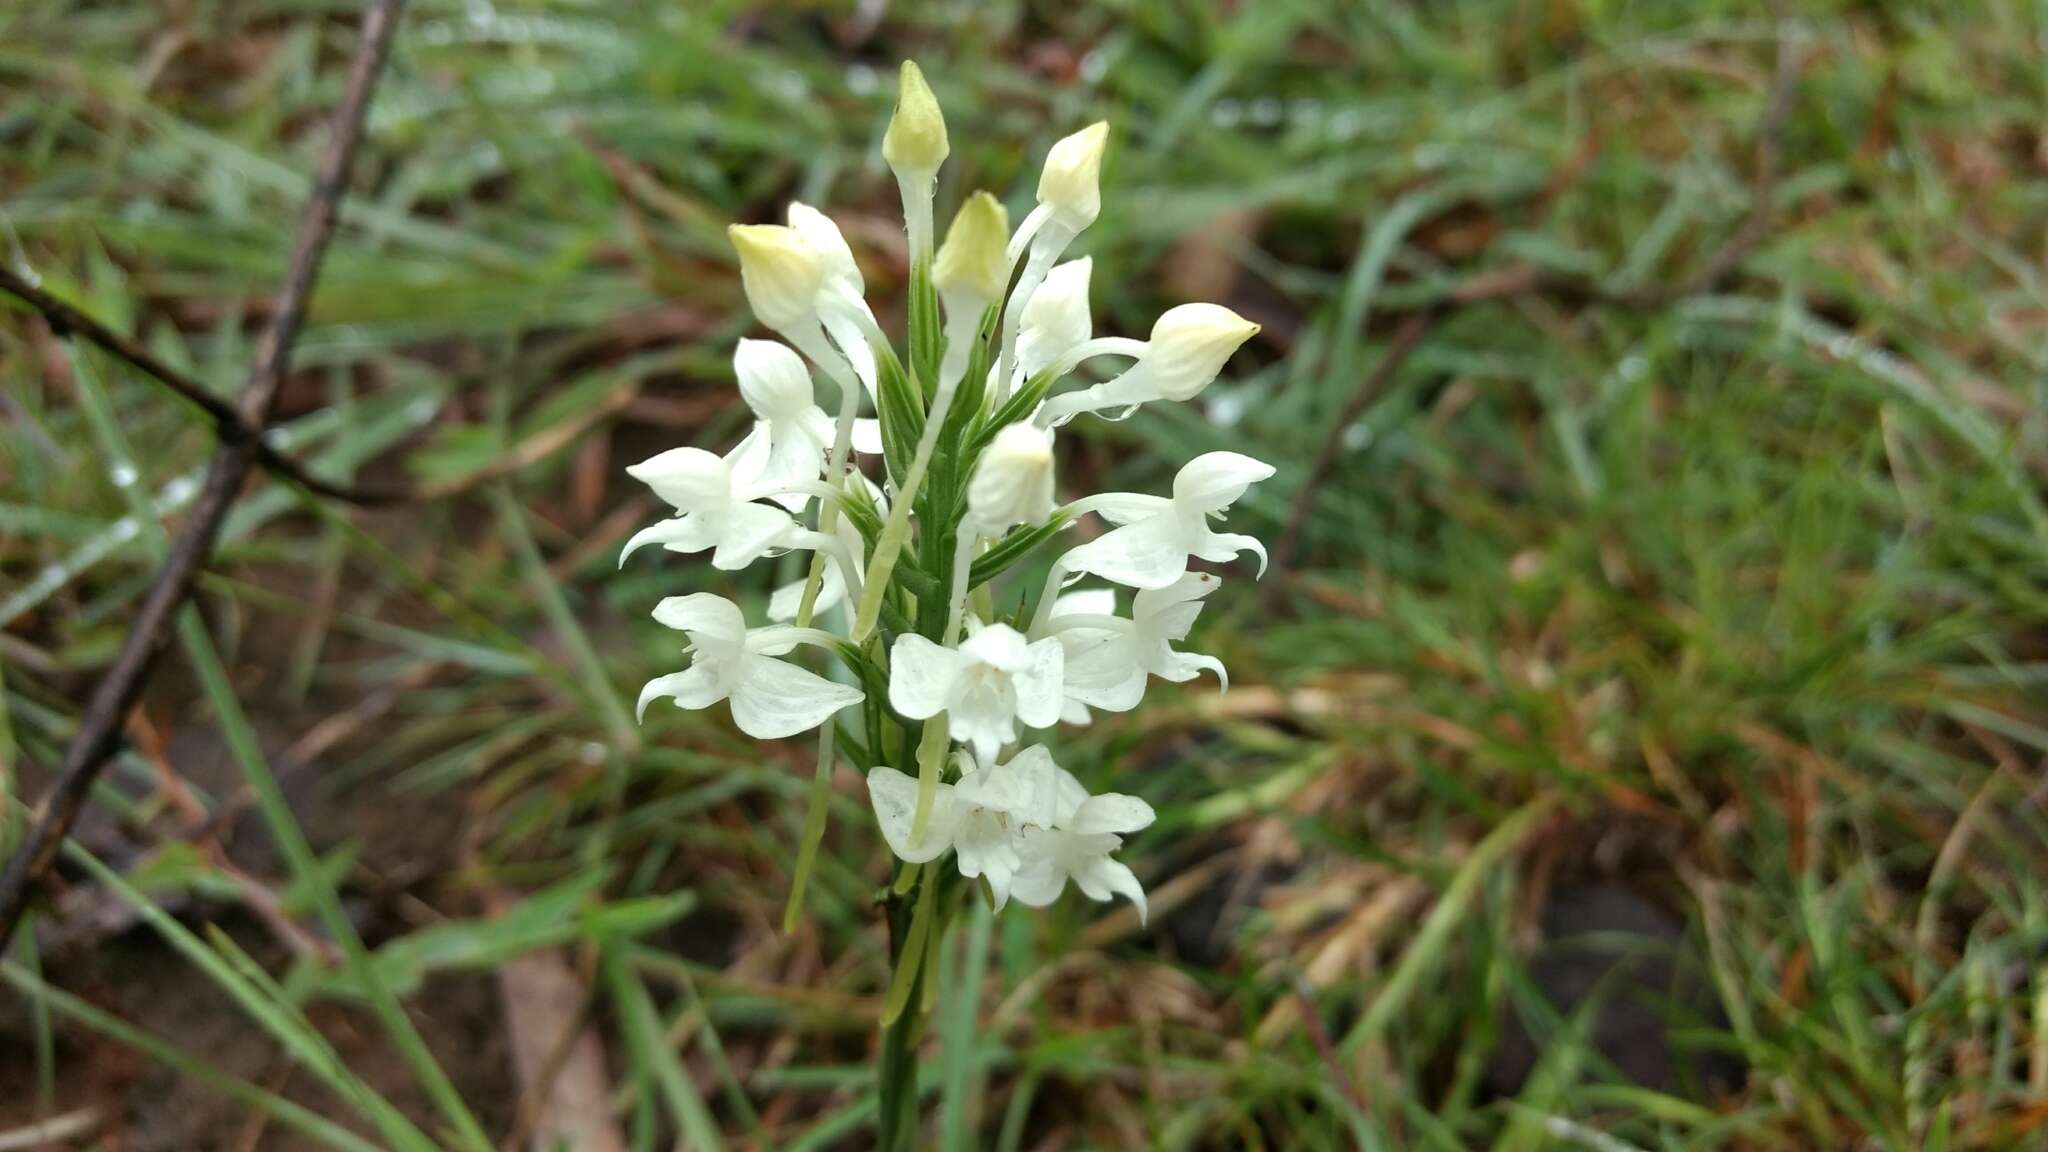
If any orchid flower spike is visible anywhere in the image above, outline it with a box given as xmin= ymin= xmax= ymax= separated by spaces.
xmin=624 ymin=62 xmax=1278 ymax=942
xmin=1056 ymin=452 xmax=1274 ymax=590
xmin=638 ymin=594 xmax=862 ymax=739
xmin=888 ymin=622 xmax=1064 ymax=763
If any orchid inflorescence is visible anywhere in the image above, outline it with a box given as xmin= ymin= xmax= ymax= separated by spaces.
xmin=623 ymin=62 xmax=1269 ymax=932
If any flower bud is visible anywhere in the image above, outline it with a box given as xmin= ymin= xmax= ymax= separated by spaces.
xmin=734 ymin=338 xmax=815 ymax=421
xmin=1142 ymin=303 xmax=1260 ymax=400
xmin=882 ymin=60 xmax=949 ymax=184
xmin=933 ymin=191 xmax=1010 ymax=309
xmin=1036 ymin=121 xmax=1109 ymax=231
xmin=967 ymin=422 xmax=1056 ymax=534
xmin=728 ymin=224 xmax=823 ymax=330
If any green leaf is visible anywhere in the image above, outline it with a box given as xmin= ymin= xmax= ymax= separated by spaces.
xmin=969 ymin=514 xmax=1073 ymax=590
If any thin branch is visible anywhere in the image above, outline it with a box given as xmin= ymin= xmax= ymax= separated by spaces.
xmin=0 ymin=265 xmax=397 ymax=505
xmin=0 ymin=0 xmax=408 ymax=954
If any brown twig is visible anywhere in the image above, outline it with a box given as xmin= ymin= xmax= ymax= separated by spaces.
xmin=0 ymin=264 xmax=397 ymax=505
xmin=0 ymin=0 xmax=408 ymax=954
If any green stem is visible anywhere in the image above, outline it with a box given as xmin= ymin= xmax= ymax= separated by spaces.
xmin=877 ymin=870 xmax=934 ymax=1152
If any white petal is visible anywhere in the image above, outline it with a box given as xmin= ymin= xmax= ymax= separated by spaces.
xmin=1061 ymin=516 xmax=1191 ymax=590
xmin=1051 ymin=587 xmax=1119 ymax=618
xmin=734 ymin=338 xmax=816 ymax=421
xmin=958 ymin=623 xmax=1033 ymax=673
xmin=1050 ymin=768 xmax=1091 ymax=826
xmin=953 ymin=760 xmax=1037 ymax=820
xmin=728 ymin=654 xmax=863 ymax=739
xmin=620 ymin=515 xmax=717 ymax=565
xmin=710 ymin=502 xmax=798 ymax=570
xmin=768 ymin=563 xmax=847 ymax=623
xmin=850 ymin=418 xmax=884 ymax=455
xmin=636 ymin=664 xmax=727 ymax=722
xmin=1158 ymin=648 xmax=1226 ymax=690
xmin=887 ymin=634 xmax=957 ymax=719
xmin=1064 ymin=641 xmax=1147 ymax=712
xmin=986 ymin=745 xmax=1068 ymax=829
xmin=1086 ymin=492 xmax=1172 ymax=527
xmin=867 ymin=767 xmax=959 ymax=864
xmin=1194 ymin=529 xmax=1267 ymax=576
xmin=626 ymin=446 xmax=729 ymax=511
xmin=1070 ymin=793 xmax=1155 ymax=836
xmin=948 ymin=692 xmax=1018 ymax=766
xmin=650 ymin=594 xmax=747 ymax=645
xmin=1171 ymin=451 xmax=1273 ymax=512
xmin=1076 ymin=857 xmax=1148 ymax=924
xmin=954 ymin=819 xmax=1021 ymax=888
xmin=1006 ymin=832 xmax=1067 ymax=908
xmin=1017 ymin=257 xmax=1093 ymax=376
xmin=786 ymin=202 xmax=863 ymax=294
xmin=822 ymin=308 xmax=878 ymax=401
xmin=1011 ymin=637 xmax=1067 ymax=729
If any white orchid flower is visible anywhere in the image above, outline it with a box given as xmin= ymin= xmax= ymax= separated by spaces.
xmin=637 ymin=594 xmax=862 ymax=739
xmin=1037 ymin=303 xmax=1261 ymax=426
xmin=620 ymin=445 xmax=797 ymax=571
xmin=622 ymin=444 xmax=864 ymax=592
xmin=728 ymin=338 xmax=836 ymax=511
xmin=867 ymin=745 xmax=1065 ymax=907
xmin=1049 ymin=573 xmax=1227 ymax=714
xmin=1054 ymin=452 xmax=1273 ymax=590
xmin=888 ymin=622 xmax=1064 ymax=763
xmin=1007 ymin=762 xmax=1155 ymax=923
xmin=728 ymin=212 xmax=881 ymax=403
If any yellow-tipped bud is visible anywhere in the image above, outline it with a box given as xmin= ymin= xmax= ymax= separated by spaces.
xmin=728 ymin=223 xmax=824 ymax=330
xmin=882 ymin=60 xmax=949 ymax=183
xmin=1036 ymin=121 xmax=1109 ymax=231
xmin=932 ymin=191 xmax=1011 ymax=307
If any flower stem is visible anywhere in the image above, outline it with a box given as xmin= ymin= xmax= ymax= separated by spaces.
xmin=780 ymin=320 xmax=866 ymax=934
xmin=876 ymin=870 xmax=931 ymax=1152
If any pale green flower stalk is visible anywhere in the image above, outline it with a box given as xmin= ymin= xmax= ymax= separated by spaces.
xmin=620 ymin=62 xmax=1266 ymax=1151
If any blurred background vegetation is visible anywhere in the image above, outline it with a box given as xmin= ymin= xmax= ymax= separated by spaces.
xmin=3 ymin=0 xmax=2046 ymax=1148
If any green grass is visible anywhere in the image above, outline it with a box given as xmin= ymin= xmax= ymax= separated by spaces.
xmin=4 ymin=1 xmax=2046 ymax=1149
